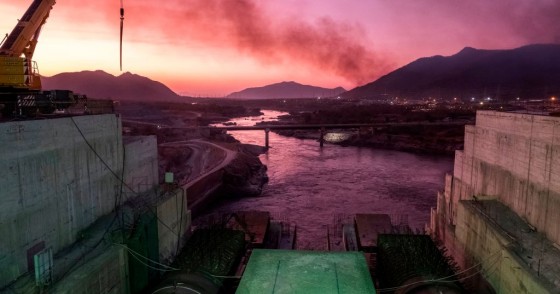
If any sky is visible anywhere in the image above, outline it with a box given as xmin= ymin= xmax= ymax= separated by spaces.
xmin=1 ymin=0 xmax=559 ymax=96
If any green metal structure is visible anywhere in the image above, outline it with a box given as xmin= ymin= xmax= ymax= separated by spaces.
xmin=127 ymin=213 xmax=160 ymax=294
xmin=237 ymin=249 xmax=376 ymax=294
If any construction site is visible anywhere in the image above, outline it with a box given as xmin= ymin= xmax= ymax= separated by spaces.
xmin=2 ymin=1 xmax=560 ymax=294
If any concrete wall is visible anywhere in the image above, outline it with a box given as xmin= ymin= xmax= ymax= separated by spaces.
xmin=455 ymin=202 xmax=551 ymax=294
xmin=451 ymin=111 xmax=560 ymax=245
xmin=0 ymin=115 xmax=125 ymax=287
xmin=157 ymin=188 xmax=191 ymax=265
xmin=123 ymin=136 xmax=159 ymax=195
xmin=430 ymin=111 xmax=560 ymax=293
xmin=51 ymin=246 xmax=129 ymax=294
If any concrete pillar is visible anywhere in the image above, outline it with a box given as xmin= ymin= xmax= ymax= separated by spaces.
xmin=265 ymin=128 xmax=270 ymax=149
xmin=320 ymin=127 xmax=325 ymax=148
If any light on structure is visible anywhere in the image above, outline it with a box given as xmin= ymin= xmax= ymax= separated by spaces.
xmin=165 ymin=172 xmax=174 ymax=184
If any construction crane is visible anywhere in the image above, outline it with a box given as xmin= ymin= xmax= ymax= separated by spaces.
xmin=0 ymin=0 xmax=124 ymax=116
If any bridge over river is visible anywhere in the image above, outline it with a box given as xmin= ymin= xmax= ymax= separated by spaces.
xmin=209 ymin=121 xmax=466 ymax=148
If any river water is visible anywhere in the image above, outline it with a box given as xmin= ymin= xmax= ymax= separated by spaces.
xmin=207 ymin=110 xmax=453 ymax=249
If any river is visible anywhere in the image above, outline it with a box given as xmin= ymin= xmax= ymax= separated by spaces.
xmin=206 ymin=110 xmax=454 ymax=249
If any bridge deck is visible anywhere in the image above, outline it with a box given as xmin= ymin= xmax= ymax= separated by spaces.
xmin=210 ymin=121 xmax=465 ymax=131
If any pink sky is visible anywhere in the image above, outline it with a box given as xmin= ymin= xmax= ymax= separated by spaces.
xmin=1 ymin=0 xmax=559 ymax=96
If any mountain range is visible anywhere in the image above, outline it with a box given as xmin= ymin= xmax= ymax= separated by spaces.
xmin=227 ymin=81 xmax=346 ymax=99
xmin=41 ymin=44 xmax=560 ymax=102
xmin=42 ymin=70 xmax=183 ymax=102
xmin=344 ymin=44 xmax=560 ymax=100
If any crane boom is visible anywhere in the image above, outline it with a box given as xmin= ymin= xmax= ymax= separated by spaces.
xmin=0 ymin=0 xmax=83 ymax=117
xmin=0 ymin=0 xmax=56 ymax=58
xmin=0 ymin=0 xmax=122 ymax=117
xmin=0 ymin=0 xmax=56 ymax=92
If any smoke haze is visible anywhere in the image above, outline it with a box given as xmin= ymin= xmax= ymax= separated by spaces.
xmin=125 ymin=0 xmax=390 ymax=85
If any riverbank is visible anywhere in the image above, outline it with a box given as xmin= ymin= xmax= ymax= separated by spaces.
xmin=116 ymin=101 xmax=270 ymax=214
xmin=197 ymin=114 xmax=455 ymax=249
xmin=274 ymin=124 xmax=465 ymax=155
xmin=248 ymin=110 xmax=469 ymax=155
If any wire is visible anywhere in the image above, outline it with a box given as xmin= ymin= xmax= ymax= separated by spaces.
xmin=70 ymin=117 xmax=137 ymax=194
xmin=376 ymin=248 xmax=504 ymax=292
xmin=54 ymin=216 xmax=119 ymax=285
xmin=113 ymin=243 xmax=181 ymax=271
xmin=152 ymin=285 xmax=202 ymax=294
xmin=70 ymin=117 xmax=177 ymax=235
xmin=126 ymin=248 xmax=178 ymax=273
xmin=176 ymin=188 xmax=185 ymax=256
xmin=113 ymin=243 xmax=177 ymax=272
xmin=376 ymin=250 xmax=502 ymax=292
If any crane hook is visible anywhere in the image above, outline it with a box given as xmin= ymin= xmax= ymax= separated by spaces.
xmin=120 ymin=0 xmax=124 ymax=71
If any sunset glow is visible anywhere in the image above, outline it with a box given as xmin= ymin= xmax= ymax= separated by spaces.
xmin=1 ymin=0 xmax=559 ymax=96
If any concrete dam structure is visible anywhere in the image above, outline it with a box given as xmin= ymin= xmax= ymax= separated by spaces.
xmin=429 ymin=111 xmax=560 ymax=293
xmin=0 ymin=114 xmax=194 ymax=293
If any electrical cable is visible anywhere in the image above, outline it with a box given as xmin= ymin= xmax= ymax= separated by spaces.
xmin=152 ymin=285 xmax=202 ymax=294
xmin=126 ymin=249 xmax=178 ymax=273
xmin=113 ymin=243 xmax=179 ymax=271
xmin=113 ymin=243 xmax=181 ymax=272
xmin=70 ymin=117 xmax=137 ymax=194
xmin=176 ymin=187 xmax=185 ymax=256
xmin=52 ymin=116 xmax=130 ymax=284
xmin=119 ymin=139 xmax=126 ymax=243
xmin=70 ymin=117 xmax=177 ymax=235
xmin=376 ymin=248 xmax=504 ymax=293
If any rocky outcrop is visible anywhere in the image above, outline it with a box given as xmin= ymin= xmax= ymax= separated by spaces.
xmin=343 ymin=134 xmax=463 ymax=155
xmin=221 ymin=150 xmax=268 ymax=197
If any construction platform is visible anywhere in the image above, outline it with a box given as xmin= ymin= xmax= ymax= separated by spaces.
xmin=236 ymin=249 xmax=376 ymax=294
xmin=354 ymin=214 xmax=393 ymax=252
xmin=226 ymin=211 xmax=270 ymax=247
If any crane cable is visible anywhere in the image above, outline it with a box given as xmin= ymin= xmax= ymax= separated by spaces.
xmin=120 ymin=0 xmax=124 ymax=71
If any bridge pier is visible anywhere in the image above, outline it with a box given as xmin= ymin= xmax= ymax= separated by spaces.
xmin=265 ymin=128 xmax=270 ymax=149
xmin=319 ymin=127 xmax=325 ymax=148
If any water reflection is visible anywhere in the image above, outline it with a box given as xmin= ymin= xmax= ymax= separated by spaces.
xmin=209 ymin=110 xmax=453 ymax=249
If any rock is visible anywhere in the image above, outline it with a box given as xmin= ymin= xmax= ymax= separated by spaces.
xmin=238 ymin=144 xmax=268 ymax=156
xmin=221 ymin=152 xmax=268 ymax=198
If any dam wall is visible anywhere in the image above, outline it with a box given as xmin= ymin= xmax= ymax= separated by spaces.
xmin=430 ymin=111 xmax=560 ymax=293
xmin=157 ymin=188 xmax=191 ymax=265
xmin=0 ymin=115 xmax=161 ymax=289
xmin=0 ymin=115 xmax=124 ymax=286
xmin=446 ymin=111 xmax=560 ymax=244
xmin=123 ymin=136 xmax=159 ymax=195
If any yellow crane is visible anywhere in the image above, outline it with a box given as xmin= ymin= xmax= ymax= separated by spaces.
xmin=0 ymin=0 xmax=54 ymax=92
xmin=0 ymin=0 xmax=124 ymax=116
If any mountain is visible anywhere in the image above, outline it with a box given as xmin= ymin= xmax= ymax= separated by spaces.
xmin=42 ymin=70 xmax=183 ymax=102
xmin=227 ymin=81 xmax=346 ymax=99
xmin=344 ymin=44 xmax=560 ymax=100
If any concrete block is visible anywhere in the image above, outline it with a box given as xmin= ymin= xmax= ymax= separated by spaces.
xmin=123 ymin=136 xmax=158 ymax=195
xmin=51 ymin=246 xmax=129 ymax=294
xmin=156 ymin=189 xmax=191 ymax=265
xmin=0 ymin=115 xmax=124 ymax=287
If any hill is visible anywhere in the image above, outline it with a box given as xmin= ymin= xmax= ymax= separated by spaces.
xmin=344 ymin=44 xmax=560 ymax=100
xmin=42 ymin=70 xmax=183 ymax=102
xmin=227 ymin=81 xmax=346 ymax=99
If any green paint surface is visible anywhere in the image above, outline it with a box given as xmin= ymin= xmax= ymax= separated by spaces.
xmin=236 ymin=249 xmax=376 ymax=294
